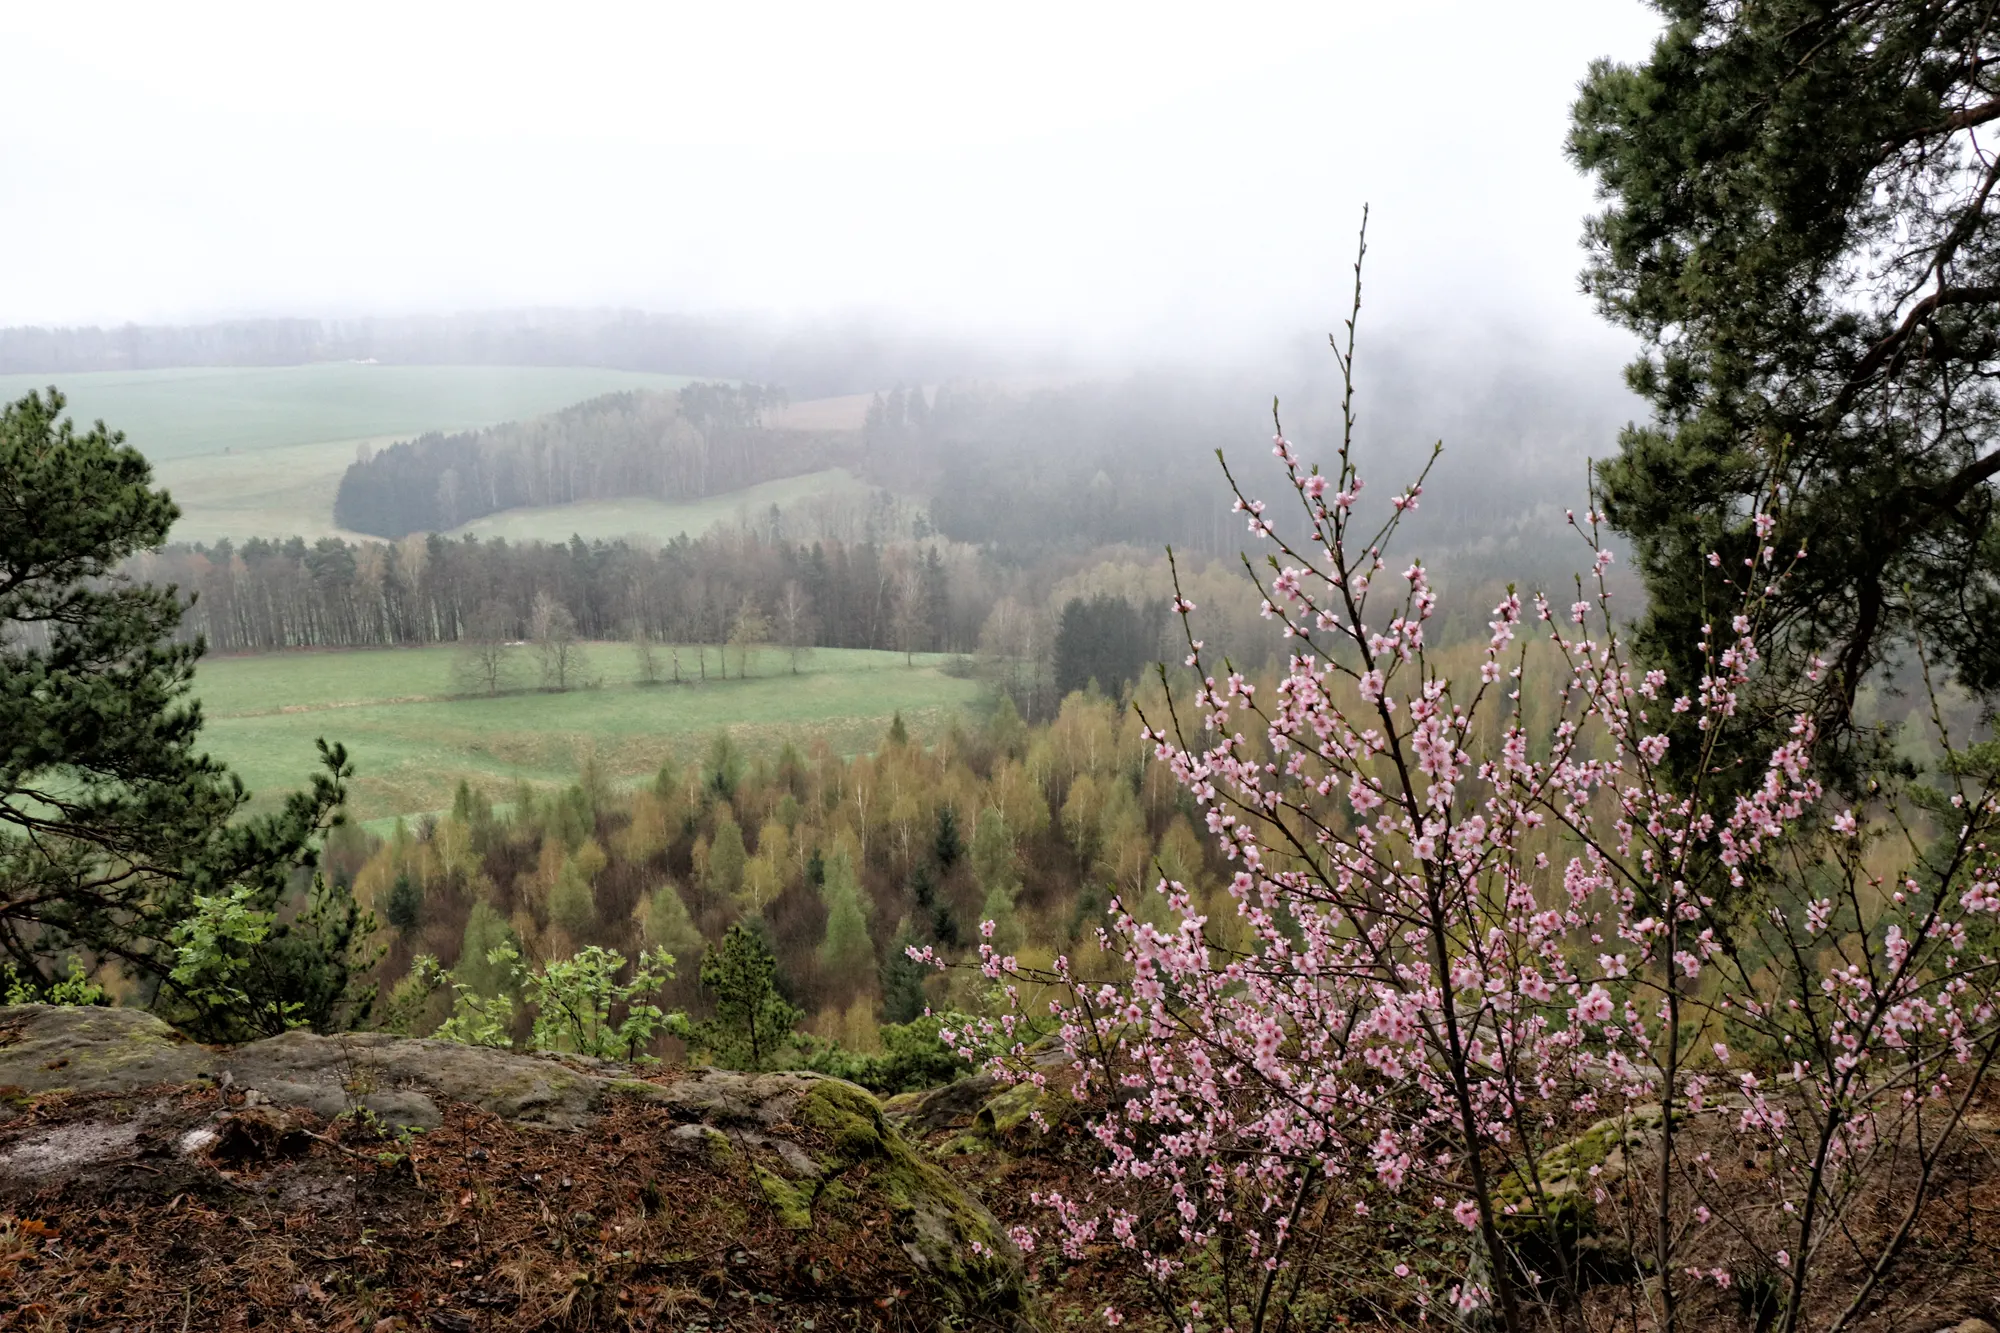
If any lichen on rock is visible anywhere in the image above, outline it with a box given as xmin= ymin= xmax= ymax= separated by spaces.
xmin=0 ymin=1005 xmax=212 ymax=1108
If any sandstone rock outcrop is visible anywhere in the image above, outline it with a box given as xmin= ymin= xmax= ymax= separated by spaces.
xmin=0 ymin=1004 xmax=1035 ymax=1328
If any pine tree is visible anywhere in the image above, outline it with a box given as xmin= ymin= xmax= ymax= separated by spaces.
xmin=455 ymin=902 xmax=517 ymax=998
xmin=932 ymin=806 xmax=964 ymax=874
xmin=549 ymin=858 xmax=597 ymax=940
xmin=986 ymin=692 xmax=1029 ymax=757
xmin=910 ymin=863 xmax=957 ymax=947
xmin=1570 ymin=2 xmax=2000 ymax=781
xmin=880 ymin=921 xmax=930 ymax=1024
xmin=969 ymin=808 xmax=1015 ymax=896
xmin=921 ymin=546 xmax=949 ymax=648
xmin=681 ymin=924 xmax=802 ymax=1071
xmin=706 ymin=732 xmax=744 ymax=800
xmin=642 ymin=882 xmax=704 ymax=964
xmin=0 ymin=388 xmax=355 ymax=1024
xmin=978 ymin=879 xmax=1022 ymax=955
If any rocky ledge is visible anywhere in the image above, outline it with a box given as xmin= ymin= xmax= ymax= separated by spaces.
xmin=0 ymin=1004 xmax=1034 ymax=1330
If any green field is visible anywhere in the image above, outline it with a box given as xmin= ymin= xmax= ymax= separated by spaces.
xmin=446 ymin=468 xmax=880 ymax=544
xmin=0 ymin=364 xmax=697 ymax=544
xmin=192 ymin=643 xmax=985 ymax=827
xmin=0 ymin=364 xmax=698 ymax=461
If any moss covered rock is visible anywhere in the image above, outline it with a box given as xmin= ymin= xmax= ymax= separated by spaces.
xmin=1494 ymin=1103 xmax=1664 ymax=1257
xmin=882 ymin=1070 xmax=1000 ymax=1135
xmin=0 ymin=1005 xmax=212 ymax=1107
xmin=0 ymin=1006 xmax=1037 ymax=1326
xmin=793 ymin=1078 xmax=1028 ymax=1314
xmin=973 ymin=1078 xmax=1076 ymax=1145
xmin=884 ymin=1061 xmax=1081 ymax=1161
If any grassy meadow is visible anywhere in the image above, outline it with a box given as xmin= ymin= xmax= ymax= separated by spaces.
xmin=0 ymin=364 xmax=698 ymax=544
xmin=191 ymin=643 xmax=985 ymax=827
xmin=0 ymin=363 xmax=699 ymax=461
xmin=445 ymin=467 xmax=877 ymax=544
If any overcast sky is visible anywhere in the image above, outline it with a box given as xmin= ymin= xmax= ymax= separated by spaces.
xmin=0 ymin=1 xmax=1664 ymax=361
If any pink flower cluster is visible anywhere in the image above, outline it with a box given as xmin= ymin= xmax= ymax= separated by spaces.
xmin=919 ymin=417 xmax=2000 ymax=1331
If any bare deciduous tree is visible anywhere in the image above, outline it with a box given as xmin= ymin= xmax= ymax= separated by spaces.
xmin=776 ymin=581 xmax=814 ymax=674
xmin=530 ymin=590 xmax=586 ymax=692
xmin=977 ymin=595 xmax=1051 ymax=717
xmin=728 ymin=596 xmax=769 ymax=679
xmin=453 ymin=599 xmax=516 ymax=697
xmin=892 ymin=563 xmax=928 ymax=666
xmin=631 ymin=620 xmax=661 ymax=686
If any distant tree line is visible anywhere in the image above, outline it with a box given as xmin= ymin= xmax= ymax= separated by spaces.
xmin=135 ymin=528 xmax=964 ymax=664
xmin=332 ymin=383 xmax=830 ymax=538
xmin=0 ymin=310 xmax=1035 ymax=398
xmin=326 ymin=365 xmax=1630 ymax=582
xmin=130 ymin=526 xmax=1211 ymax=720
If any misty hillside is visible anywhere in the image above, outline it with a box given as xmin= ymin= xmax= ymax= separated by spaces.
xmin=332 ymin=382 xmax=841 ymax=537
xmin=327 ymin=347 xmax=1639 ymax=587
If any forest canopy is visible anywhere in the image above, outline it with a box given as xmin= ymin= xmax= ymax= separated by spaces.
xmin=333 ymin=382 xmax=812 ymax=537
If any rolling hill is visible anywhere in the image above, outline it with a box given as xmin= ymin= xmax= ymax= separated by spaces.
xmin=0 ymin=364 xmax=699 ymax=544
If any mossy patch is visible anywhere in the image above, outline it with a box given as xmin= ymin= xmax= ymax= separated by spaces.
xmin=698 ymin=1125 xmax=736 ymax=1166
xmin=794 ymin=1077 xmax=1028 ymax=1318
xmin=1494 ymin=1104 xmax=1663 ymax=1256
xmin=754 ymin=1163 xmax=813 ymax=1230
xmin=606 ymin=1079 xmax=661 ymax=1098
xmin=973 ymin=1080 xmax=1071 ymax=1145
xmin=939 ymin=1133 xmax=991 ymax=1156
xmin=0 ymin=1006 xmax=213 ymax=1097
xmin=796 ymin=1079 xmax=889 ymax=1163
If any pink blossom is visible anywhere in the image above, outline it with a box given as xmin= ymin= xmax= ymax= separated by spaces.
xmin=926 ymin=407 xmax=2000 ymax=1330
